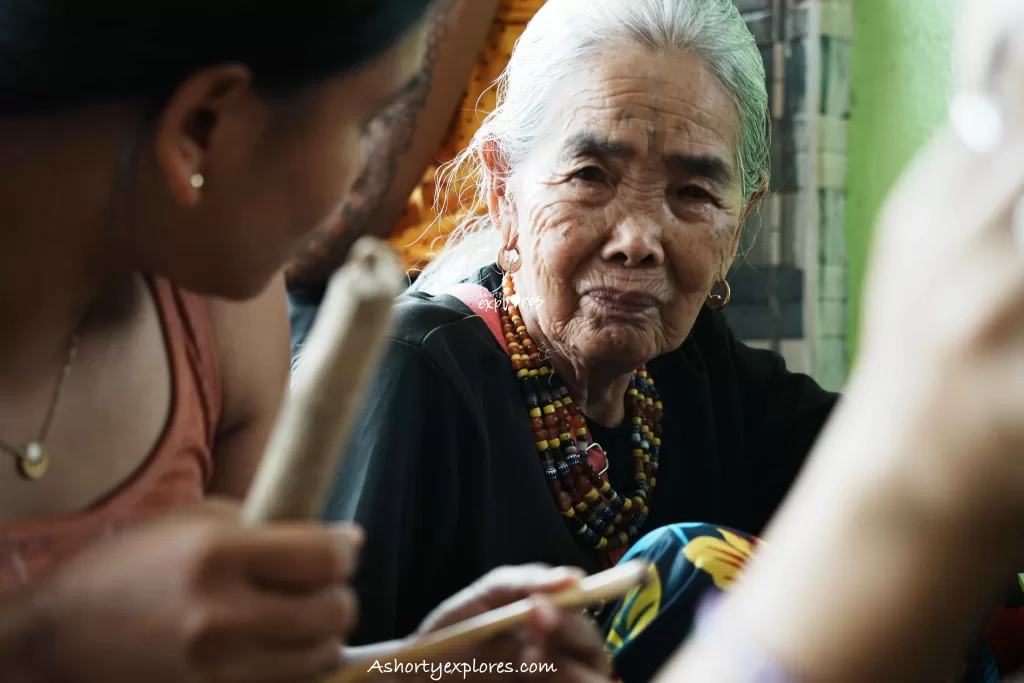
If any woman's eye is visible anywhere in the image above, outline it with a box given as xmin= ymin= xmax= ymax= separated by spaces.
xmin=678 ymin=185 xmax=713 ymax=201
xmin=571 ymin=166 xmax=606 ymax=183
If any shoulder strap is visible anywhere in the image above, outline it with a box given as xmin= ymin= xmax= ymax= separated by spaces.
xmin=151 ymin=277 xmax=222 ymax=446
xmin=444 ymin=283 xmax=508 ymax=353
xmin=444 ymin=281 xmax=615 ymax=549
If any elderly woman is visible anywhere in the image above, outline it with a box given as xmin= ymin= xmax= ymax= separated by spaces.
xmin=326 ymin=0 xmax=835 ymax=665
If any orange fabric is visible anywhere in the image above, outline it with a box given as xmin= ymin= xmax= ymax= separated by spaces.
xmin=0 ymin=278 xmax=221 ymax=596
xmin=388 ymin=0 xmax=547 ymax=272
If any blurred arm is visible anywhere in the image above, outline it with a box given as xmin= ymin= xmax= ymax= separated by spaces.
xmin=654 ymin=370 xmax=1020 ymax=683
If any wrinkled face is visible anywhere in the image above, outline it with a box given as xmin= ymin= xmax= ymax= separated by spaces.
xmin=497 ymin=45 xmax=747 ymax=368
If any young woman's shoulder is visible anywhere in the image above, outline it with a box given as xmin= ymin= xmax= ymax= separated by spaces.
xmin=203 ymin=275 xmax=291 ymax=498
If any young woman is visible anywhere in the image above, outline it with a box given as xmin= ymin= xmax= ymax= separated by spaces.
xmin=0 ymin=4 xmax=606 ymax=682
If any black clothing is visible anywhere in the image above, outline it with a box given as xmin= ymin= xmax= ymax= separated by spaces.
xmin=322 ymin=266 xmax=838 ymax=645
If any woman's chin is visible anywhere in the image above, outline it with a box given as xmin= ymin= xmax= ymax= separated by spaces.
xmin=574 ymin=327 xmax=659 ymax=368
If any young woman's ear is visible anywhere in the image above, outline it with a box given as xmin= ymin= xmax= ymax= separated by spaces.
xmin=153 ymin=65 xmax=253 ymax=208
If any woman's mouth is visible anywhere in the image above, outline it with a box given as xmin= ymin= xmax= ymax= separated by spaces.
xmin=584 ymin=289 xmax=662 ymax=314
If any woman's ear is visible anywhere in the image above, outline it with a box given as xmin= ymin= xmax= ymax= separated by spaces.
xmin=153 ymin=64 xmax=253 ymax=208
xmin=482 ymin=139 xmax=514 ymax=242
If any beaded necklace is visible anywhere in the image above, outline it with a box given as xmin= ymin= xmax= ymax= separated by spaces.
xmin=498 ymin=274 xmax=664 ymax=557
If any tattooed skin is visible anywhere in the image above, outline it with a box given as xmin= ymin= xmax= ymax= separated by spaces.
xmin=285 ymin=0 xmax=457 ymax=286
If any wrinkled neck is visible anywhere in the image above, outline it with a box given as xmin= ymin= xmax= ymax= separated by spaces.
xmin=518 ymin=306 xmax=635 ymax=428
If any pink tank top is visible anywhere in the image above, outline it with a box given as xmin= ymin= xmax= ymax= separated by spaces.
xmin=0 ymin=278 xmax=221 ymax=595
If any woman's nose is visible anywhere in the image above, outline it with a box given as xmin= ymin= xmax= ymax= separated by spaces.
xmin=600 ymin=219 xmax=666 ymax=268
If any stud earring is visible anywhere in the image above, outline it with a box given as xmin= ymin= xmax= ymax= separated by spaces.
xmin=190 ymin=173 xmax=205 ymax=189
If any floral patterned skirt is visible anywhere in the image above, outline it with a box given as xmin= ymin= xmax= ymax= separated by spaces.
xmin=597 ymin=523 xmax=1006 ymax=683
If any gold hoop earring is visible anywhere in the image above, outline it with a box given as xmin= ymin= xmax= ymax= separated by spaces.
xmin=497 ymin=235 xmax=522 ymax=273
xmin=706 ymin=279 xmax=731 ymax=311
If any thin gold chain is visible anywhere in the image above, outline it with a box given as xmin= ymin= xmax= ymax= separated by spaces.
xmin=0 ymin=332 xmax=79 ymax=460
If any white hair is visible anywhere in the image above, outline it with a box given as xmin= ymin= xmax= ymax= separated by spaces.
xmin=411 ymin=0 xmax=769 ymax=294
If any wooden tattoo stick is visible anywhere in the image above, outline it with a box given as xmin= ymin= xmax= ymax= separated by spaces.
xmin=322 ymin=559 xmax=657 ymax=683
xmin=241 ymin=236 xmax=404 ymax=524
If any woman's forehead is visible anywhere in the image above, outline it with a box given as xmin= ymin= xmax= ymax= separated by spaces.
xmin=549 ymin=49 xmax=740 ymax=162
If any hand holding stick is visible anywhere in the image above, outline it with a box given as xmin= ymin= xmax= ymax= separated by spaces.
xmin=322 ymin=559 xmax=655 ymax=683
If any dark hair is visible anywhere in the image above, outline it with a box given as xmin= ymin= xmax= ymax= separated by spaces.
xmin=0 ymin=1 xmax=435 ymax=115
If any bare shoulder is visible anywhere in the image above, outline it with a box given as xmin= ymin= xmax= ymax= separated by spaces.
xmin=204 ymin=274 xmax=290 ymax=497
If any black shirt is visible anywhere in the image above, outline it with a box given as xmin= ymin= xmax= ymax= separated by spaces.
xmin=323 ymin=266 xmax=838 ymax=645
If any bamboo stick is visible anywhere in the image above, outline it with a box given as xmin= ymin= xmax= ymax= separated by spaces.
xmin=323 ymin=559 xmax=656 ymax=683
xmin=241 ymin=235 xmax=403 ymax=524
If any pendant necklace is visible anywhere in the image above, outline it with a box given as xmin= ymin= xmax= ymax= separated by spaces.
xmin=0 ymin=331 xmax=80 ymax=480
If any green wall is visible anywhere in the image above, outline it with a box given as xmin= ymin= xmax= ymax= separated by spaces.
xmin=845 ymin=0 xmax=956 ymax=363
